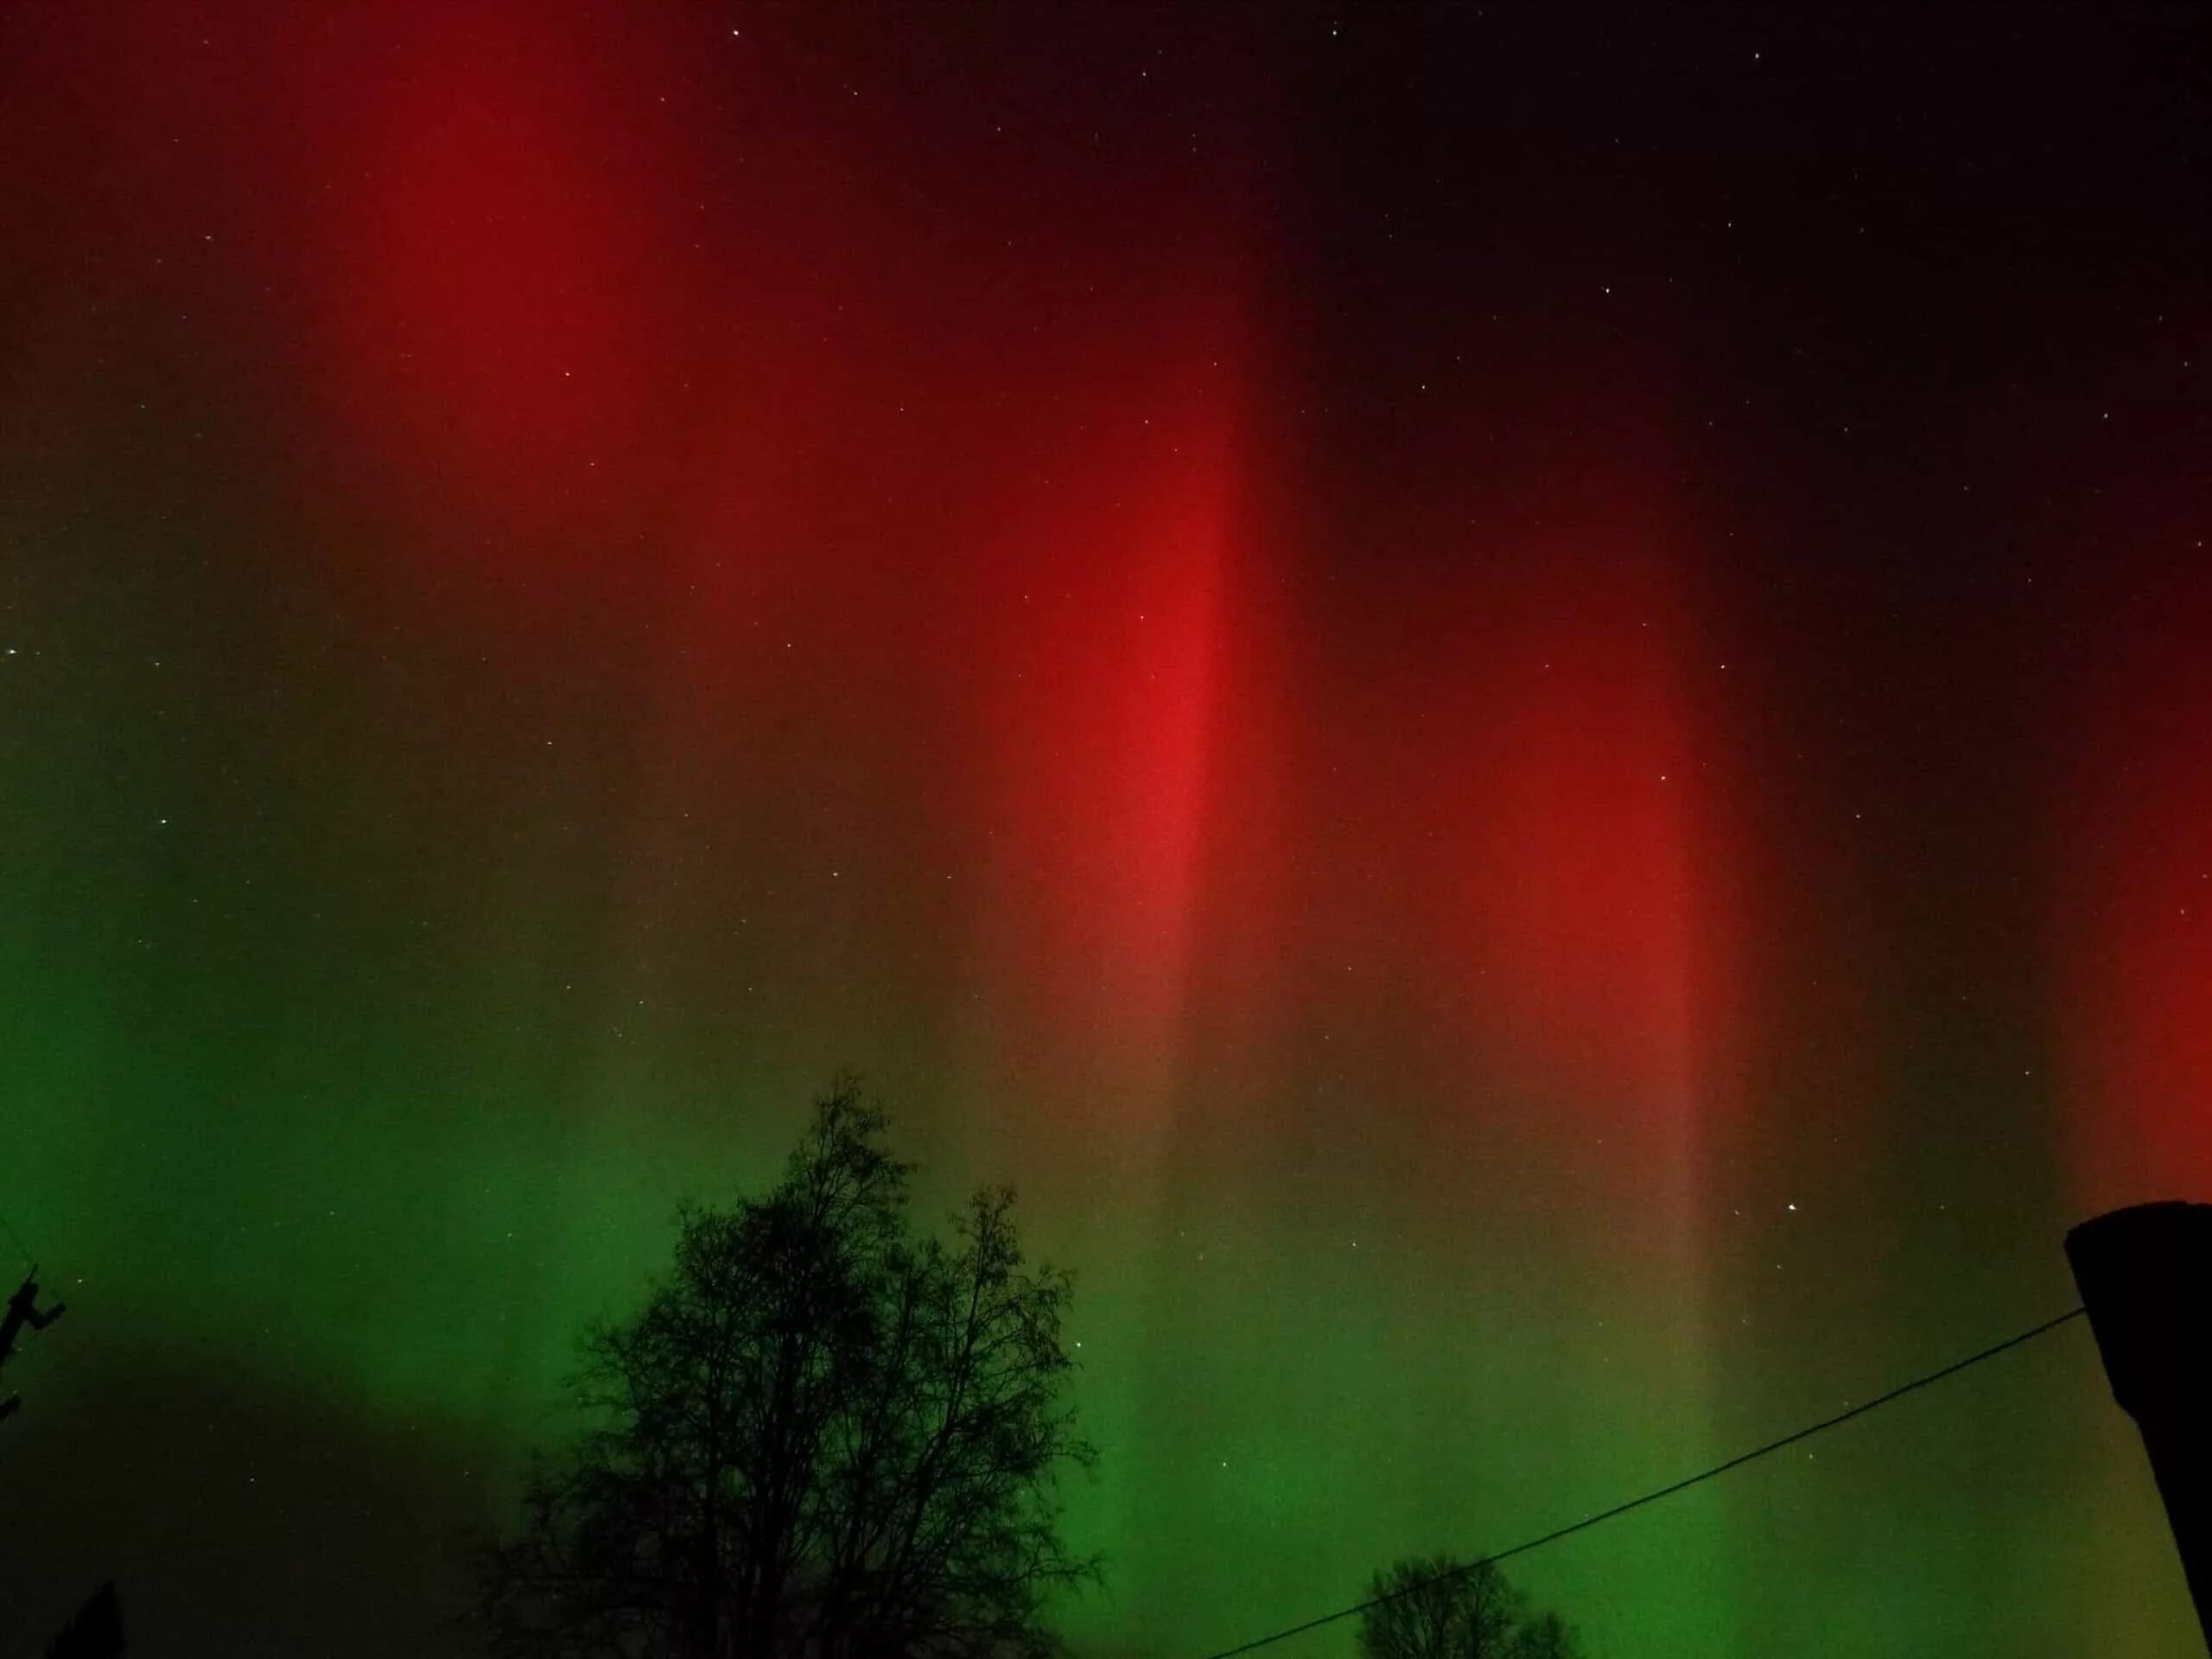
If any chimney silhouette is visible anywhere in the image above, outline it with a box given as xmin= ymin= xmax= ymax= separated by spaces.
xmin=2067 ymin=1201 xmax=2212 ymax=1652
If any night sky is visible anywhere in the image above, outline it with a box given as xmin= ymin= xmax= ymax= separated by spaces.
xmin=2 ymin=3 xmax=2207 ymax=1654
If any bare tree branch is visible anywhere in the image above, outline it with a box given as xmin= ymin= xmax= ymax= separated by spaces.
xmin=465 ymin=1078 xmax=1097 ymax=1659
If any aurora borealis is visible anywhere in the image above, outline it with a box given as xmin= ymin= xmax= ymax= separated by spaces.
xmin=2 ymin=3 xmax=2207 ymax=1653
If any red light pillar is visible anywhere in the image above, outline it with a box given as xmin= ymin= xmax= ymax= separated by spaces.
xmin=2067 ymin=1200 xmax=2212 ymax=1652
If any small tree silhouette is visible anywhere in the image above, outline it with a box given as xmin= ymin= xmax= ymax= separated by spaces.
xmin=1356 ymin=1556 xmax=1586 ymax=1659
xmin=1513 ymin=1611 xmax=1580 ymax=1659
xmin=470 ymin=1077 xmax=1099 ymax=1659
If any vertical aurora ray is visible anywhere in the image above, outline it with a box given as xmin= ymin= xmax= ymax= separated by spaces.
xmin=966 ymin=350 xmax=1244 ymax=1122
xmin=1188 ymin=401 xmax=1760 ymax=1648
xmin=2060 ymin=532 xmax=2212 ymax=1213
xmin=2053 ymin=478 xmax=2212 ymax=1649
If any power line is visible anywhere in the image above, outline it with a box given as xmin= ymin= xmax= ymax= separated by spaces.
xmin=1200 ymin=1305 xmax=2089 ymax=1659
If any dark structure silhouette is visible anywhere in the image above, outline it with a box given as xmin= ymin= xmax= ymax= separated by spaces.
xmin=2067 ymin=1200 xmax=2212 ymax=1652
xmin=471 ymin=1077 xmax=1098 ymax=1659
xmin=1 ymin=1271 xmax=67 ymax=1357
xmin=0 ymin=1269 xmax=67 ymax=1423
xmin=43 ymin=1580 xmax=124 ymax=1659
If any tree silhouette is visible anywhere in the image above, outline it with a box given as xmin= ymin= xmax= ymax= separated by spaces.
xmin=1510 ymin=1611 xmax=1580 ymax=1659
xmin=471 ymin=1078 xmax=1098 ymax=1659
xmin=1355 ymin=1556 xmax=1586 ymax=1659
xmin=43 ymin=1581 xmax=124 ymax=1659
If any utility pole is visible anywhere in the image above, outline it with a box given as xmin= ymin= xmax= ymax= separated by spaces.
xmin=0 ymin=1266 xmax=68 ymax=1424
xmin=2067 ymin=1200 xmax=2212 ymax=1653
